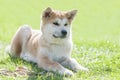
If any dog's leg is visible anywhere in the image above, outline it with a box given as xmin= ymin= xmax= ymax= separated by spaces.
xmin=37 ymin=56 xmax=73 ymax=76
xmin=61 ymin=58 xmax=89 ymax=72
xmin=10 ymin=25 xmax=32 ymax=57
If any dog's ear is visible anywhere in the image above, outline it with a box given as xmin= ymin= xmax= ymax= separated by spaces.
xmin=43 ymin=7 xmax=52 ymax=18
xmin=66 ymin=10 xmax=78 ymax=21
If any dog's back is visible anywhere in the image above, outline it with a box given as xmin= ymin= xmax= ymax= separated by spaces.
xmin=10 ymin=25 xmax=32 ymax=57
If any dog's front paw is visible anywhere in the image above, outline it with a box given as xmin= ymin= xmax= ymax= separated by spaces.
xmin=59 ymin=69 xmax=74 ymax=76
xmin=64 ymin=69 xmax=74 ymax=76
xmin=73 ymin=65 xmax=89 ymax=72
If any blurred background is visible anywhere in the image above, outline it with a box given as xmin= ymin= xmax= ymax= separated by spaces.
xmin=0 ymin=1 xmax=120 ymax=79
xmin=0 ymin=0 xmax=120 ymax=43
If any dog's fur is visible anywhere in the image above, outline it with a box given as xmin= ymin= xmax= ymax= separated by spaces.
xmin=10 ymin=7 xmax=88 ymax=76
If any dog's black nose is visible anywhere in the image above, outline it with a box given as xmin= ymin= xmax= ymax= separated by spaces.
xmin=61 ymin=30 xmax=67 ymax=36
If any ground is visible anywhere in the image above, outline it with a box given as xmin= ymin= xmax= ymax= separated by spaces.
xmin=0 ymin=0 xmax=120 ymax=80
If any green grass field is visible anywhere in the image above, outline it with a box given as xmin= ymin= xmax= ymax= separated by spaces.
xmin=0 ymin=0 xmax=120 ymax=80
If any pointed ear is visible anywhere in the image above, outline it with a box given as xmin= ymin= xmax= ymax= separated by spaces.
xmin=43 ymin=7 xmax=52 ymax=18
xmin=66 ymin=10 xmax=78 ymax=21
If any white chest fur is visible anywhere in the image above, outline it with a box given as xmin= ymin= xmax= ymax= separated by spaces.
xmin=45 ymin=42 xmax=72 ymax=62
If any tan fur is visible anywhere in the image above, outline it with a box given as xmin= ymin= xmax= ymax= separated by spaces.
xmin=10 ymin=7 xmax=88 ymax=76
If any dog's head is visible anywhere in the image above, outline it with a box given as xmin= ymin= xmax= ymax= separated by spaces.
xmin=41 ymin=7 xmax=77 ymax=43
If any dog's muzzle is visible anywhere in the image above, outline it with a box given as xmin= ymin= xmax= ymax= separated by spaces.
xmin=53 ymin=30 xmax=67 ymax=38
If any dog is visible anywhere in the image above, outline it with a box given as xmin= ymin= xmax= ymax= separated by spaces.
xmin=9 ymin=7 xmax=88 ymax=76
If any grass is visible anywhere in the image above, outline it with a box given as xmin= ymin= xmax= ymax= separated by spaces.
xmin=0 ymin=0 xmax=120 ymax=80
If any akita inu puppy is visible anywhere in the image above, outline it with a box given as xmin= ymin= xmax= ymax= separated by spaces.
xmin=10 ymin=7 xmax=88 ymax=76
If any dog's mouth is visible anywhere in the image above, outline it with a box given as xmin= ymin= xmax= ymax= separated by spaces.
xmin=53 ymin=34 xmax=66 ymax=39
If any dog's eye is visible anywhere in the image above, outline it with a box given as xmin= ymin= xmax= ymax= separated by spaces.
xmin=64 ymin=23 xmax=68 ymax=26
xmin=53 ymin=22 xmax=60 ymax=26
